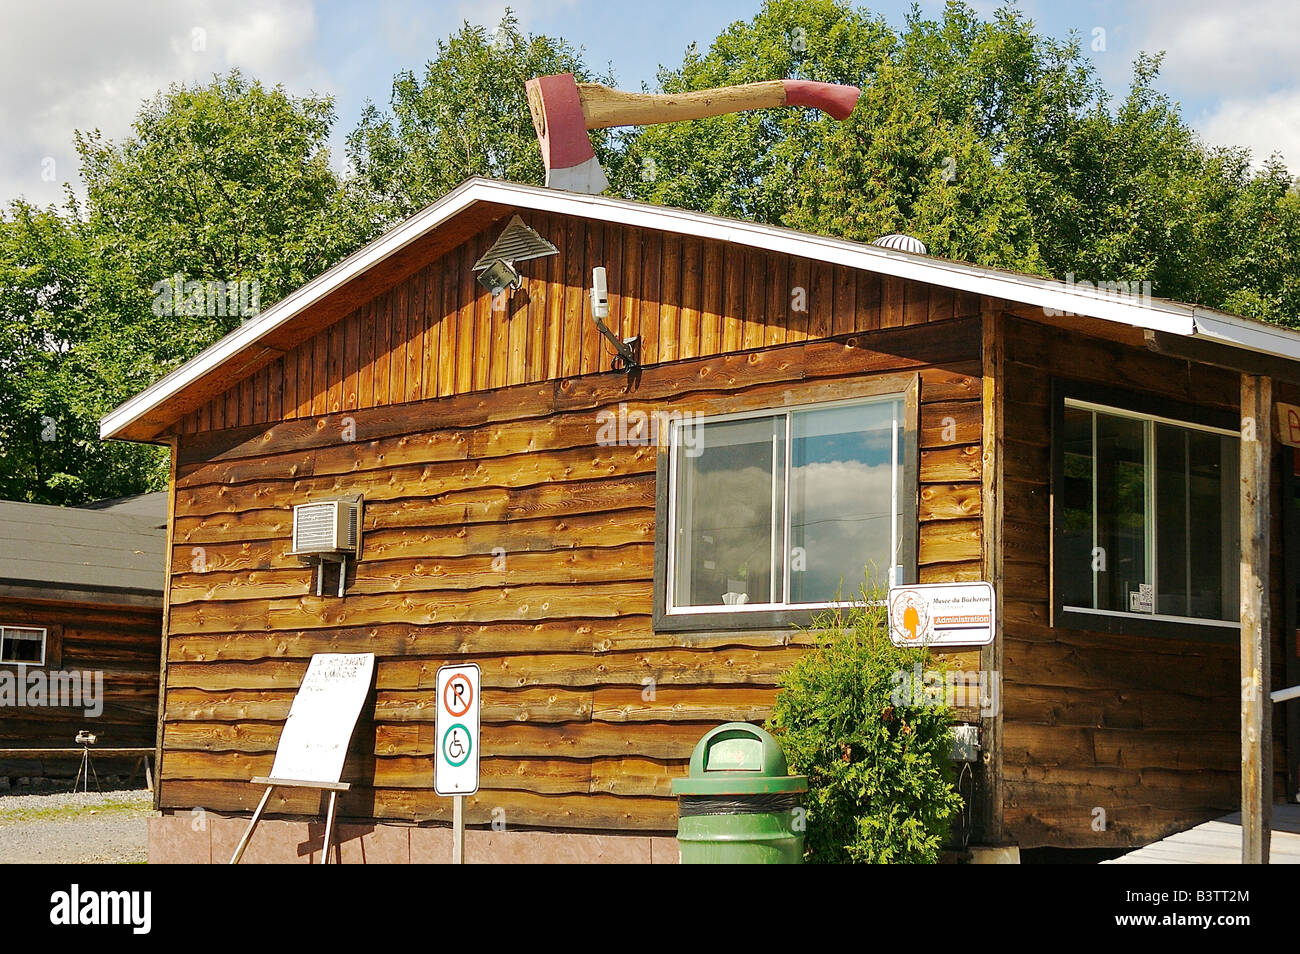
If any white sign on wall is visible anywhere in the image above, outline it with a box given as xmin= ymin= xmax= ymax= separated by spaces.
xmin=435 ymin=663 xmax=481 ymax=796
xmin=269 ymin=652 xmax=375 ymax=785
xmin=888 ymin=582 xmax=995 ymax=647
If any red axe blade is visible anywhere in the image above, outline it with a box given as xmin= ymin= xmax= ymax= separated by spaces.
xmin=526 ymin=73 xmax=861 ymax=193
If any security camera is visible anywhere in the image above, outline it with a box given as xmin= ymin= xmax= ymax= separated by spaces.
xmin=590 ymin=266 xmax=609 ymax=319
xmin=588 ymin=265 xmax=640 ymax=373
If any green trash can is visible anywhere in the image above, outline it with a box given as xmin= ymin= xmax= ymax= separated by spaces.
xmin=671 ymin=722 xmax=808 ymax=864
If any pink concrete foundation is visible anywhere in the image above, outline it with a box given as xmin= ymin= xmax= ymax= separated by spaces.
xmin=149 ymin=812 xmax=680 ymax=864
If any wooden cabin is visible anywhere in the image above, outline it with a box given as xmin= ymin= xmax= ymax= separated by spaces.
xmin=102 ymin=177 xmax=1299 ymax=863
xmin=0 ymin=494 xmax=165 ymax=784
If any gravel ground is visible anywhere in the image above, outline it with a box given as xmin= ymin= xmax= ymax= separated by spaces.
xmin=0 ymin=789 xmax=155 ymax=864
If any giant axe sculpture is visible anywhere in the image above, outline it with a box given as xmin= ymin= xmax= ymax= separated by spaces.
xmin=526 ymin=73 xmax=861 ymax=193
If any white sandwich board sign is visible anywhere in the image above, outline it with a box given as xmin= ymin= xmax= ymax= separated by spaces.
xmin=269 ymin=652 xmax=375 ymax=785
xmin=887 ymin=582 xmax=995 ymax=647
xmin=435 ymin=663 xmax=481 ymax=796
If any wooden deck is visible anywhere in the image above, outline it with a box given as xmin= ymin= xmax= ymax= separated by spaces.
xmin=1104 ymin=805 xmax=1300 ymax=863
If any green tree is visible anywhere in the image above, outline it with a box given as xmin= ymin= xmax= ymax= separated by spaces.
xmin=623 ymin=0 xmax=1069 ymax=270
xmin=1 ymin=70 xmax=368 ymax=504
xmin=1217 ymin=160 xmax=1300 ymax=327
xmin=624 ymin=0 xmax=1299 ymax=321
xmin=0 ymin=201 xmax=166 ymax=504
xmin=77 ymin=69 xmax=367 ymax=364
xmin=347 ymin=11 xmax=627 ymax=224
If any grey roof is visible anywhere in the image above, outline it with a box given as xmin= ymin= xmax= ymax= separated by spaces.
xmin=0 ymin=494 xmax=167 ymax=600
xmin=78 ymin=492 xmax=168 ymax=522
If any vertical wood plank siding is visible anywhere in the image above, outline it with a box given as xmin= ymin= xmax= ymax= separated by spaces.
xmin=173 ymin=214 xmax=982 ymax=434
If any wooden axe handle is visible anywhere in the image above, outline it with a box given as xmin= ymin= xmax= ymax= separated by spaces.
xmin=576 ymin=80 xmax=859 ymax=129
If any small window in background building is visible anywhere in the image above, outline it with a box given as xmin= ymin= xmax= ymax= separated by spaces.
xmin=0 ymin=626 xmax=47 ymax=665
xmin=1058 ymin=398 xmax=1240 ymax=626
xmin=666 ymin=394 xmax=906 ymax=616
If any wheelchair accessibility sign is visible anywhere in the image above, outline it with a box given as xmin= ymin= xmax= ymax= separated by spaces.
xmin=435 ymin=663 xmax=481 ymax=795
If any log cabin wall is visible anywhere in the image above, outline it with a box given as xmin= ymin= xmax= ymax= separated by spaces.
xmin=156 ymin=210 xmax=990 ymax=832
xmin=0 ymin=596 xmax=161 ymax=779
xmin=998 ymin=311 xmax=1288 ymax=849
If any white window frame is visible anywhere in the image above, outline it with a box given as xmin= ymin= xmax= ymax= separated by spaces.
xmin=664 ymin=393 xmax=905 ymax=616
xmin=0 ymin=625 xmax=48 ymax=666
xmin=1061 ymin=397 xmax=1240 ymax=629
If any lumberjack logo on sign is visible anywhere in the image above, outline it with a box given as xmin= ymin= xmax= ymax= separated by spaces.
xmin=435 ymin=663 xmax=481 ymax=796
xmin=887 ymin=582 xmax=995 ymax=647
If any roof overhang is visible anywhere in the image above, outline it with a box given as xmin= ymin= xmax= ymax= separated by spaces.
xmin=0 ymin=582 xmax=163 ymax=609
xmin=101 ymin=177 xmax=1300 ymax=443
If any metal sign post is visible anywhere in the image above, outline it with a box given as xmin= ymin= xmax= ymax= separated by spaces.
xmin=435 ymin=663 xmax=481 ymax=864
xmin=452 ymin=794 xmax=465 ymax=864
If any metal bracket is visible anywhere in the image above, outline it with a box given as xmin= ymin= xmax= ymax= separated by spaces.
xmin=592 ymin=313 xmax=641 ymax=372
xmin=315 ymin=554 xmax=348 ymax=598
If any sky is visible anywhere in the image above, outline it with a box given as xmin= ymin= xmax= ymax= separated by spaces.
xmin=1 ymin=0 xmax=1297 ymax=209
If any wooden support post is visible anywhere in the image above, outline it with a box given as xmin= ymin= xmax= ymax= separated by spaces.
xmin=1240 ymin=373 xmax=1273 ymax=864
xmin=323 ymin=791 xmax=339 ymax=864
xmin=979 ymin=299 xmax=1005 ymax=846
xmin=229 ymin=786 xmax=274 ymax=866
xmin=153 ymin=436 xmax=179 ymax=812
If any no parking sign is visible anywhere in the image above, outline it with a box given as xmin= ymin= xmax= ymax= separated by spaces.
xmin=434 ymin=663 xmax=481 ymax=796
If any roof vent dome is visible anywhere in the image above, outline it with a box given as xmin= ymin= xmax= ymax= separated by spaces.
xmin=871 ymin=233 xmax=927 ymax=255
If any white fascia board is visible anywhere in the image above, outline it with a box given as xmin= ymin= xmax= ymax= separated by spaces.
xmin=1191 ymin=308 xmax=1300 ymax=360
xmin=103 ymin=176 xmax=1300 ymax=440
xmin=481 ymin=180 xmax=1198 ymax=336
xmin=99 ymin=178 xmax=487 ymax=440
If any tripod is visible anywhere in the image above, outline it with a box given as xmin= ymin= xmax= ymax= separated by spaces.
xmin=71 ymin=743 xmax=100 ymax=794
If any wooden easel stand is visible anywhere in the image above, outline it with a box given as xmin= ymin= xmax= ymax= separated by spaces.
xmin=229 ymin=776 xmax=351 ymax=864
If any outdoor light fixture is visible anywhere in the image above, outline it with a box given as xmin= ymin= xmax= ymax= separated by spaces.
xmin=590 ymin=266 xmax=641 ymax=372
xmin=472 ymin=215 xmax=559 ymax=296
xmin=476 ymin=259 xmax=522 ymax=294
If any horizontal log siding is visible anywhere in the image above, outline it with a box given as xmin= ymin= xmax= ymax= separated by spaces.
xmin=0 ymin=597 xmax=161 ymax=778
xmin=160 ymin=316 xmax=985 ymax=830
xmin=999 ymin=314 xmax=1288 ymax=848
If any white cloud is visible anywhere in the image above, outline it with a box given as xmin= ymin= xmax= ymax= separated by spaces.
xmin=0 ymin=0 xmax=328 ymax=208
xmin=1084 ymin=0 xmax=1300 ymax=174
xmin=1198 ymin=87 xmax=1300 ymax=168
xmin=365 ymin=0 xmax=580 ymax=63
xmin=1135 ymin=0 xmax=1300 ymax=97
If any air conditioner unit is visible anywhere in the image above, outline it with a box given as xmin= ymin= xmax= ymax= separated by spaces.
xmin=292 ymin=498 xmax=362 ymax=558
xmin=291 ymin=497 xmax=363 ymax=596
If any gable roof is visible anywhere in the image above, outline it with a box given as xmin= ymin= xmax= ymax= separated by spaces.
xmin=0 ymin=494 xmax=167 ymax=606
xmin=101 ymin=176 xmax=1300 ymax=443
